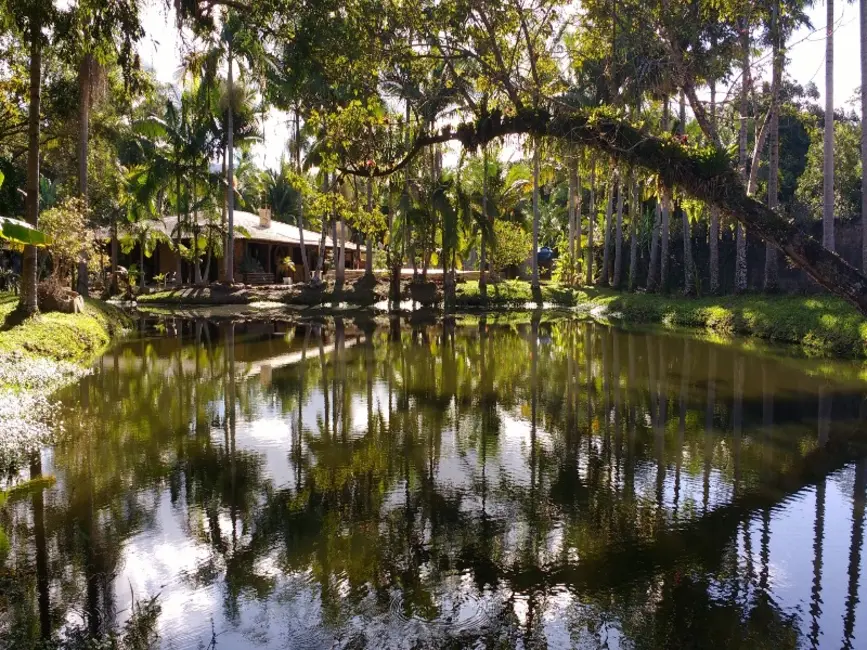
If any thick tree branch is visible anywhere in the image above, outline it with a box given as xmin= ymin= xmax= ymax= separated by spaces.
xmin=342 ymin=109 xmax=867 ymax=316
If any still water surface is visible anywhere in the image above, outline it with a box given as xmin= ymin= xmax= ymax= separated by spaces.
xmin=3 ymin=315 xmax=867 ymax=649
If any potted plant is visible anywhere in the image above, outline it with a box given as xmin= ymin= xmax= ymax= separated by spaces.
xmin=278 ymin=256 xmax=296 ymax=285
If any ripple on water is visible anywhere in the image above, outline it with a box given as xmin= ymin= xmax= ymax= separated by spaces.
xmin=388 ymin=577 xmax=490 ymax=635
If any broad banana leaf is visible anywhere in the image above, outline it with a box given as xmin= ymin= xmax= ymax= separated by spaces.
xmin=0 ymin=216 xmax=49 ymax=247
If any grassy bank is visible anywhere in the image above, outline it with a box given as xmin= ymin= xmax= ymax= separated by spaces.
xmin=456 ymin=281 xmax=867 ymax=357
xmin=0 ymin=293 xmax=132 ymax=366
xmin=0 ymin=293 xmax=132 ymax=469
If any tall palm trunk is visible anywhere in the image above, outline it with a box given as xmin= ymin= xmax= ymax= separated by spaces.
xmin=824 ymin=0 xmax=836 ymax=251
xmin=366 ymin=178 xmax=374 ymax=275
xmin=77 ymin=53 xmax=93 ymax=297
xmin=660 ymin=97 xmax=671 ymax=292
xmin=295 ymin=110 xmax=310 ymax=281
xmin=315 ymin=173 xmax=328 ymax=282
xmin=226 ymin=41 xmax=236 ymax=282
xmin=193 ymin=181 xmax=203 ymax=286
xmin=599 ymin=168 xmax=615 ymax=286
xmin=862 ymin=0 xmax=867 ymax=270
xmin=567 ymin=149 xmax=576 ymax=284
xmin=679 ymin=91 xmax=694 ymax=295
xmin=612 ymin=170 xmax=625 ymax=288
xmin=20 ymin=20 xmax=41 ymax=315
xmin=110 ymin=220 xmax=119 ymax=294
xmin=585 ymin=156 xmax=596 ymax=286
xmin=531 ymin=136 xmax=541 ymax=288
xmin=765 ymin=0 xmax=782 ymax=291
xmin=709 ymin=77 xmax=720 ymax=294
xmin=628 ymin=171 xmax=639 ymax=291
xmin=647 ymin=202 xmax=661 ymax=291
xmin=175 ymin=164 xmax=183 ymax=285
xmin=736 ymin=17 xmax=750 ymax=293
xmin=480 ymin=143 xmax=489 ymax=296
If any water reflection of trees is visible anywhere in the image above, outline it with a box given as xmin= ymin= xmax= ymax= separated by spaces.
xmin=2 ymin=316 xmax=867 ymax=648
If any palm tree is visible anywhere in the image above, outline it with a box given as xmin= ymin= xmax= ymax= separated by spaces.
xmin=765 ymin=0 xmax=783 ymax=290
xmin=532 ymin=136 xmax=541 ymax=288
xmin=863 ymin=0 xmax=867 ymax=270
xmin=736 ymin=15 xmax=750 ymax=293
xmin=824 ymin=0 xmax=836 ymax=251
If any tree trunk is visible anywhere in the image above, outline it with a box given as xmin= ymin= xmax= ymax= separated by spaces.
xmin=709 ymin=79 xmax=720 ymax=294
xmin=295 ymin=109 xmax=310 ymax=281
xmin=647 ymin=202 xmax=661 ymax=292
xmin=226 ymin=42 xmax=236 ymax=282
xmin=679 ymin=92 xmax=694 ymax=295
xmin=77 ymin=53 xmax=93 ymax=297
xmin=824 ymin=0 xmax=836 ymax=251
xmin=315 ymin=172 xmax=328 ymax=282
xmin=736 ymin=17 xmax=750 ymax=293
xmin=20 ymin=22 xmax=41 ymax=315
xmin=585 ymin=156 xmax=596 ymax=286
xmin=660 ymin=98 xmax=671 ymax=292
xmin=567 ymin=149 xmax=576 ymax=284
xmin=599 ymin=168 xmax=615 ymax=286
xmin=862 ymin=0 xmax=867 ymax=271
xmin=575 ymin=150 xmax=583 ymax=282
xmin=765 ymin=0 xmax=782 ymax=291
xmin=612 ymin=170 xmax=625 ymax=288
xmin=628 ymin=171 xmax=639 ymax=291
xmin=480 ymin=143 xmax=488 ymax=296
xmin=531 ymin=136 xmax=540 ymax=287
xmin=175 ymin=165 xmax=183 ymax=285
xmin=366 ymin=177 xmax=374 ymax=275
xmin=139 ymin=234 xmax=146 ymax=290
xmin=110 ymin=220 xmax=119 ymax=295
xmin=192 ymin=179 xmax=203 ymax=286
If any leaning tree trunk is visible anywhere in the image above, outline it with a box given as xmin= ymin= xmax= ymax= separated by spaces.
xmin=736 ymin=16 xmax=750 ymax=293
xmin=531 ymin=136 xmax=541 ymax=287
xmin=599 ymin=168 xmax=615 ymax=286
xmin=20 ymin=22 xmax=41 ymax=315
xmin=349 ymin=103 xmax=867 ymax=317
xmin=862 ymin=0 xmax=867 ymax=271
xmin=628 ymin=171 xmax=639 ymax=292
xmin=824 ymin=0 xmax=836 ymax=251
xmin=765 ymin=0 xmax=782 ymax=291
xmin=612 ymin=169 xmax=625 ymax=288
xmin=76 ymin=53 xmax=93 ymax=298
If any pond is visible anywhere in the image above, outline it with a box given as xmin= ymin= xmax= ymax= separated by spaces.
xmin=2 ymin=314 xmax=867 ymax=649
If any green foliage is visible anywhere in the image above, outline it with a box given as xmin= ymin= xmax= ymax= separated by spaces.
xmin=552 ymin=247 xmax=581 ymax=286
xmin=489 ymin=219 xmax=531 ymax=272
xmin=39 ymin=197 xmax=100 ymax=284
xmin=796 ymin=120 xmax=862 ymax=221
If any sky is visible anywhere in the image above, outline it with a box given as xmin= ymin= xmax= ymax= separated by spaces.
xmin=137 ymin=1 xmax=865 ymax=171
